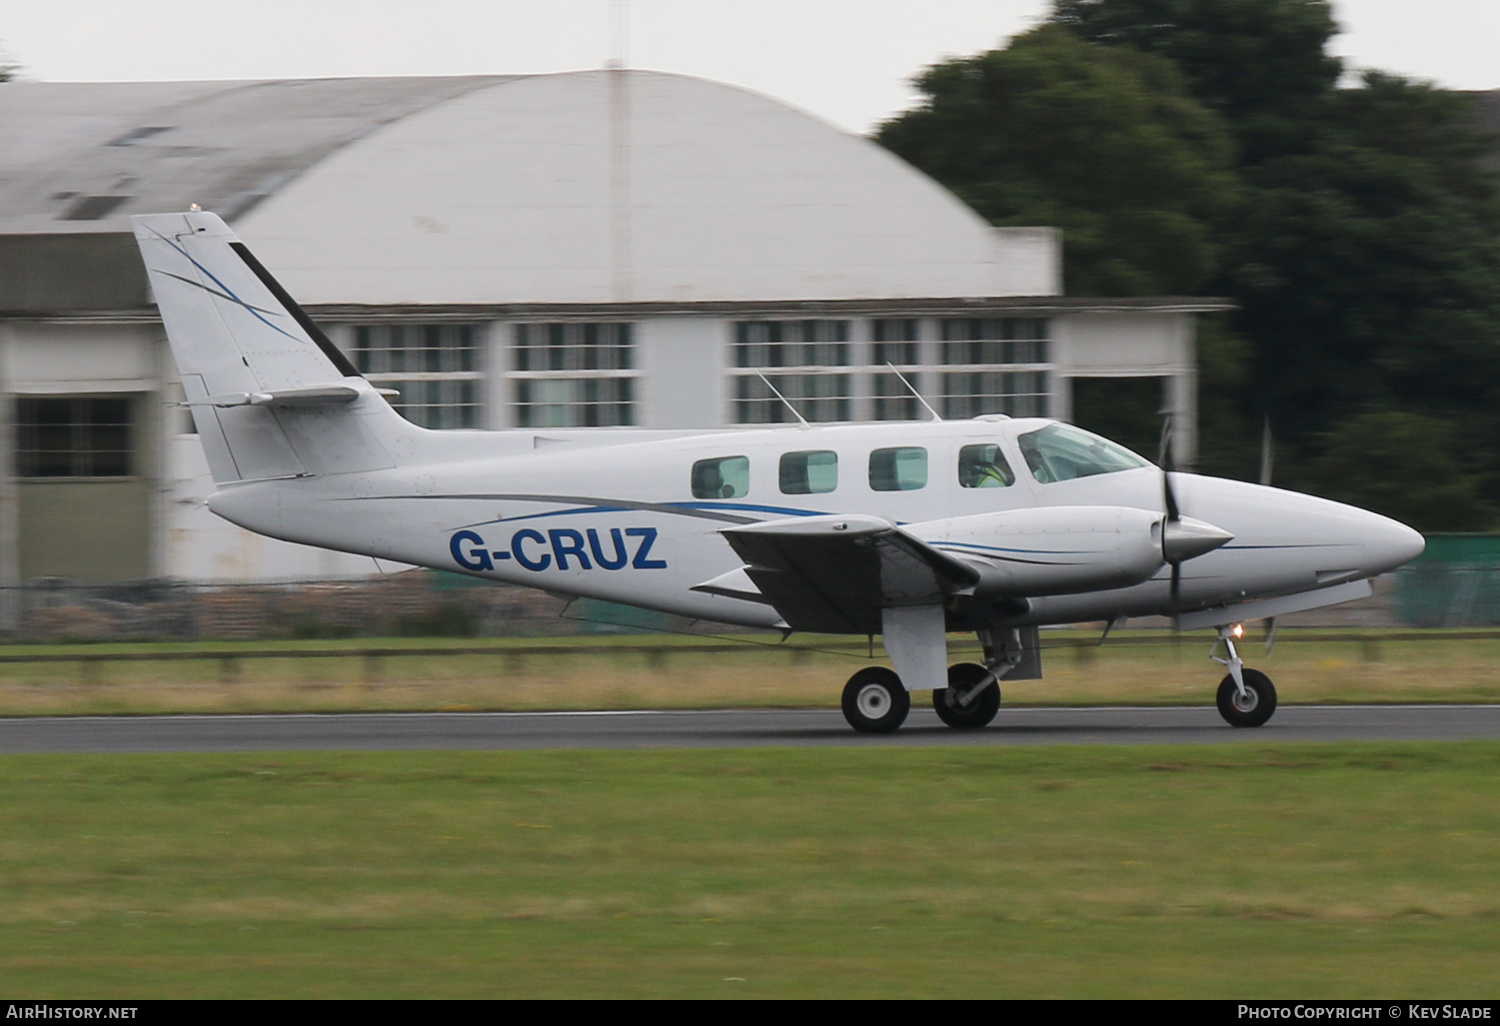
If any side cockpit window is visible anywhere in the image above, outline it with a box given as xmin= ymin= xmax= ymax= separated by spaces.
xmin=1017 ymin=423 xmax=1148 ymax=484
xmin=692 ymin=455 xmax=750 ymax=499
xmin=780 ymin=450 xmax=838 ymax=495
xmin=958 ymin=443 xmax=1015 ymax=488
xmin=869 ymin=446 xmax=928 ymax=492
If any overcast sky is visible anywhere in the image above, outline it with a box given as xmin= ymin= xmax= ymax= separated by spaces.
xmin=3 ymin=1 xmax=1496 ymax=134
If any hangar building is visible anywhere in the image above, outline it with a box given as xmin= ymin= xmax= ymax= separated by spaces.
xmin=0 ymin=70 xmax=1228 ymax=589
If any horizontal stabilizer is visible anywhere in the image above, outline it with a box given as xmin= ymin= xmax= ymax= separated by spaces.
xmin=191 ymin=384 xmax=364 ymax=408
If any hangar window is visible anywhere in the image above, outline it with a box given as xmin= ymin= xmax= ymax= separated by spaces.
xmin=15 ymin=397 xmax=134 ymax=478
xmin=512 ymin=323 xmax=636 ymax=427
xmin=869 ymin=447 xmax=928 ymax=492
xmin=732 ymin=320 xmax=851 ymax=423
xmin=938 ymin=318 xmax=1051 ymax=419
xmin=870 ymin=319 xmax=923 ymax=421
xmin=353 ymin=324 xmax=485 ymax=429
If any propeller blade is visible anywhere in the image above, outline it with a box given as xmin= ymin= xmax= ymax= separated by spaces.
xmin=1159 ymin=414 xmax=1180 ymax=523
xmin=1260 ymin=416 xmax=1274 ymax=486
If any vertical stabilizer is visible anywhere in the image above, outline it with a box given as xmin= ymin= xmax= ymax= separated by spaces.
xmin=133 ymin=211 xmax=400 ymax=483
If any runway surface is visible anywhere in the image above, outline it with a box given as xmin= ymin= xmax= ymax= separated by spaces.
xmin=2 ymin=705 xmax=1499 ymax=754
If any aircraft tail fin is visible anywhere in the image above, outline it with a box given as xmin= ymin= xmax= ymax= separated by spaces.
xmin=133 ymin=211 xmax=403 ymax=484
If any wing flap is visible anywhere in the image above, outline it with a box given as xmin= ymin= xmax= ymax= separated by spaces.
xmin=689 ymin=566 xmax=772 ymax=604
xmin=719 ymin=514 xmax=980 ymax=633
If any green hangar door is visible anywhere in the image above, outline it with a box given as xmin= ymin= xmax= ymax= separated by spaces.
xmin=15 ymin=395 xmax=151 ymax=581
xmin=1069 ymin=377 xmax=1169 ymax=464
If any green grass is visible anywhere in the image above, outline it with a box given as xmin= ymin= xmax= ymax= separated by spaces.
xmin=3 ymin=743 xmax=1498 ymax=997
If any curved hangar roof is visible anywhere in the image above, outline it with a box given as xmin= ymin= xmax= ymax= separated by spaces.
xmin=0 ymin=71 xmax=1058 ymax=305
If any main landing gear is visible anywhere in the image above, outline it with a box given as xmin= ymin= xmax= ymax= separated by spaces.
xmin=840 ymin=627 xmax=1017 ymax=734
xmin=1211 ymin=625 xmax=1277 ymax=728
xmin=932 ymin=663 xmax=1001 ymax=729
xmin=841 ymin=667 xmax=910 ymax=733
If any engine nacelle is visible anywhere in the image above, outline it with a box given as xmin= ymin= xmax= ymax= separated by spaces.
xmin=911 ymin=505 xmax=1173 ymax=598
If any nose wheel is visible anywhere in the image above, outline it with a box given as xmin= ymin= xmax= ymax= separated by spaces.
xmin=1210 ymin=627 xmax=1278 ymax=727
xmin=1217 ymin=669 xmax=1276 ymax=727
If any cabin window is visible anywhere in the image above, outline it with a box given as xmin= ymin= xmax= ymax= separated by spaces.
xmin=1017 ymin=423 xmax=1148 ymax=484
xmin=869 ymin=447 xmax=928 ymax=492
xmin=353 ymin=324 xmax=485 ymax=429
xmin=958 ymin=443 xmax=1015 ymax=488
xmin=512 ymin=322 xmax=636 ymax=427
xmin=731 ymin=320 xmax=851 ymax=423
xmin=692 ymin=456 xmax=750 ymax=499
xmin=779 ymin=450 xmax=838 ymax=495
xmin=937 ymin=318 xmax=1051 ymax=419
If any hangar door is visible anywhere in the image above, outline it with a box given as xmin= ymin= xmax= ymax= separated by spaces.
xmin=1069 ymin=377 xmax=1169 ymax=464
xmin=14 ymin=394 xmax=152 ymax=581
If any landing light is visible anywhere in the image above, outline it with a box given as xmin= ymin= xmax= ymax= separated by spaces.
xmin=1231 ymin=623 xmax=1245 ymax=639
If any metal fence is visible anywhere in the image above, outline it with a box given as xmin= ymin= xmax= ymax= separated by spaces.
xmin=1394 ymin=564 xmax=1500 ymax=627
xmin=0 ymin=563 xmax=1491 ymax=642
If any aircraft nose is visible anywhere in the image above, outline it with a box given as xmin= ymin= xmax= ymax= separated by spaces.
xmin=1362 ymin=511 xmax=1425 ymax=576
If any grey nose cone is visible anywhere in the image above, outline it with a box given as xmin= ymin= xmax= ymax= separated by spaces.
xmin=1162 ymin=516 xmax=1235 ymax=563
xmin=1362 ymin=511 xmax=1425 ymax=575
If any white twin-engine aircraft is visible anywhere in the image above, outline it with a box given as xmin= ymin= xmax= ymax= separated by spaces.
xmin=133 ymin=211 xmax=1425 ymax=733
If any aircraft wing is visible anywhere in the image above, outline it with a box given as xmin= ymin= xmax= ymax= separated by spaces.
xmin=708 ymin=514 xmax=980 ymax=634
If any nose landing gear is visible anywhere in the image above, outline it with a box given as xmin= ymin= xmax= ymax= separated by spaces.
xmin=1211 ymin=625 xmax=1277 ymax=727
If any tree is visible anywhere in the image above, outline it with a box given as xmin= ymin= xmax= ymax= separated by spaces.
xmin=877 ymin=4 xmax=1500 ymax=508
xmin=1225 ymin=74 xmax=1500 ymax=471
xmin=1045 ymin=3 xmax=1500 ymax=501
xmin=1300 ymin=410 xmax=1497 ymax=532
xmin=1052 ymin=0 xmax=1341 ymax=161
xmin=876 ymin=24 xmax=1237 ymax=296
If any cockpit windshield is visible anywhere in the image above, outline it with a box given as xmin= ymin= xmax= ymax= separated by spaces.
xmin=1017 ymin=423 xmax=1149 ymax=484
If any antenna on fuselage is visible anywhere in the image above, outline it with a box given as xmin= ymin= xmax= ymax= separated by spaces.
xmin=886 ymin=363 xmax=942 ymax=422
xmin=753 ymin=369 xmax=809 ymax=427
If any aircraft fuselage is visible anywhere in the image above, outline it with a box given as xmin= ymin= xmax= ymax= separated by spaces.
xmin=206 ymin=415 xmax=1423 ymax=631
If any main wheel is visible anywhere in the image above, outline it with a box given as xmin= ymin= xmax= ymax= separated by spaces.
xmin=1216 ymin=669 xmax=1277 ymax=728
xmin=933 ymin=662 xmax=1001 ymax=729
xmin=841 ymin=667 xmax=910 ymax=734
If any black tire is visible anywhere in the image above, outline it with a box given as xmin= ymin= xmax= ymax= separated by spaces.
xmin=841 ymin=667 xmax=910 ymax=734
xmin=933 ymin=662 xmax=1001 ymax=729
xmin=1216 ymin=669 xmax=1277 ymax=728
